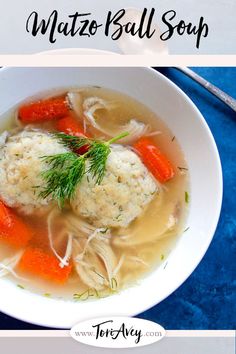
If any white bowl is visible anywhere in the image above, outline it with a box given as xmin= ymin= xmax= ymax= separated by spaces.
xmin=0 ymin=67 xmax=222 ymax=328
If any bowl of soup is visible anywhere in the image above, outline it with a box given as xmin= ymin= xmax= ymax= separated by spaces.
xmin=0 ymin=67 xmax=222 ymax=328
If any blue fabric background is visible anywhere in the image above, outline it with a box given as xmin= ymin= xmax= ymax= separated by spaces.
xmin=0 ymin=67 xmax=235 ymax=329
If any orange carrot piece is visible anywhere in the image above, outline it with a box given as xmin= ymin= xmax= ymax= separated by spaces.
xmin=18 ymin=247 xmax=72 ymax=284
xmin=56 ymin=114 xmax=90 ymax=154
xmin=133 ymin=137 xmax=175 ymax=183
xmin=56 ymin=114 xmax=87 ymax=138
xmin=0 ymin=201 xmax=33 ymax=248
xmin=18 ymin=97 xmax=70 ymax=123
xmin=0 ymin=200 xmax=12 ymax=227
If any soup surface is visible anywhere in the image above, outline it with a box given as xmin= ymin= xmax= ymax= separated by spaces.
xmin=0 ymin=87 xmax=189 ymax=300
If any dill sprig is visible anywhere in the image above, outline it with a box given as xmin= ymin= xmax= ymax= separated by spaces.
xmin=87 ymin=133 xmax=130 ymax=184
xmin=54 ymin=133 xmax=88 ymax=151
xmin=88 ymin=141 xmax=111 ymax=184
xmin=39 ymin=152 xmax=86 ymax=208
xmin=39 ymin=131 xmax=129 ymax=207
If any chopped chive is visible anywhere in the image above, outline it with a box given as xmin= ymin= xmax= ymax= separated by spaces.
xmin=93 ymin=270 xmax=105 ymax=279
xmin=100 ymin=228 xmax=109 ymax=234
xmin=111 ymin=277 xmax=118 ymax=290
xmin=93 ymin=288 xmax=100 ymax=298
xmin=44 ymin=293 xmax=51 ymax=297
xmin=185 ymin=191 xmax=190 ymax=204
xmin=73 ymin=289 xmax=89 ymax=301
xmin=17 ymin=284 xmax=24 ymax=289
xmin=178 ymin=166 xmax=188 ymax=172
xmin=73 ymin=284 xmax=118 ymax=301
xmin=73 ymin=288 xmax=101 ymax=301
xmin=81 ymin=290 xmax=90 ymax=301
xmin=88 ymin=288 xmax=95 ymax=297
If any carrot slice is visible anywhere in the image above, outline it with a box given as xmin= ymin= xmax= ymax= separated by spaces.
xmin=0 ymin=201 xmax=33 ymax=248
xmin=18 ymin=247 xmax=72 ymax=284
xmin=18 ymin=97 xmax=70 ymax=123
xmin=56 ymin=114 xmax=90 ymax=154
xmin=133 ymin=137 xmax=175 ymax=183
xmin=56 ymin=114 xmax=86 ymax=137
xmin=0 ymin=200 xmax=12 ymax=227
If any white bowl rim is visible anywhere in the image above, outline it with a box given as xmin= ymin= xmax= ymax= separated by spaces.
xmin=0 ymin=67 xmax=223 ymax=328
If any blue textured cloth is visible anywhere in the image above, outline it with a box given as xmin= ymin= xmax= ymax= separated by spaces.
xmin=0 ymin=67 xmax=235 ymax=329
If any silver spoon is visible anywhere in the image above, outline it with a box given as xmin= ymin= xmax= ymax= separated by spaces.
xmin=116 ymin=8 xmax=236 ymax=113
xmin=176 ymin=67 xmax=236 ymax=113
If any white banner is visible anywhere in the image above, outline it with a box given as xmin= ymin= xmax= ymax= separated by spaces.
xmin=0 ymin=0 xmax=235 ymax=54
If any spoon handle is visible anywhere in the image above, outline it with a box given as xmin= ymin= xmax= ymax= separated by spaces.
xmin=176 ymin=67 xmax=236 ymax=113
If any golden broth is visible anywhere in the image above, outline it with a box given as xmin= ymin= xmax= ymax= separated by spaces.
xmin=0 ymin=87 xmax=189 ymax=300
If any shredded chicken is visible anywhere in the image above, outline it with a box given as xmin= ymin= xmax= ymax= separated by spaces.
xmin=0 ymin=251 xmax=25 ymax=280
xmin=72 ymin=229 xmax=118 ymax=291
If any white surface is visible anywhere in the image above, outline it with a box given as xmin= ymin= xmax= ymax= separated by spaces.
xmin=0 ymin=335 xmax=235 ymax=354
xmin=0 ymin=67 xmax=222 ymax=328
xmin=0 ymin=0 xmax=235 ymax=54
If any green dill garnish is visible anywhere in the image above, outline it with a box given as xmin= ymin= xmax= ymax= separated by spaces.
xmin=185 ymin=191 xmax=190 ymax=204
xmin=17 ymin=284 xmax=24 ymax=289
xmin=88 ymin=133 xmax=128 ymax=184
xmin=39 ymin=132 xmax=129 ymax=207
xmin=161 ymin=254 xmax=165 ymax=260
xmin=39 ymin=152 xmax=85 ymax=208
xmin=87 ymin=140 xmax=111 ymax=184
xmin=55 ymin=133 xmax=88 ymax=151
